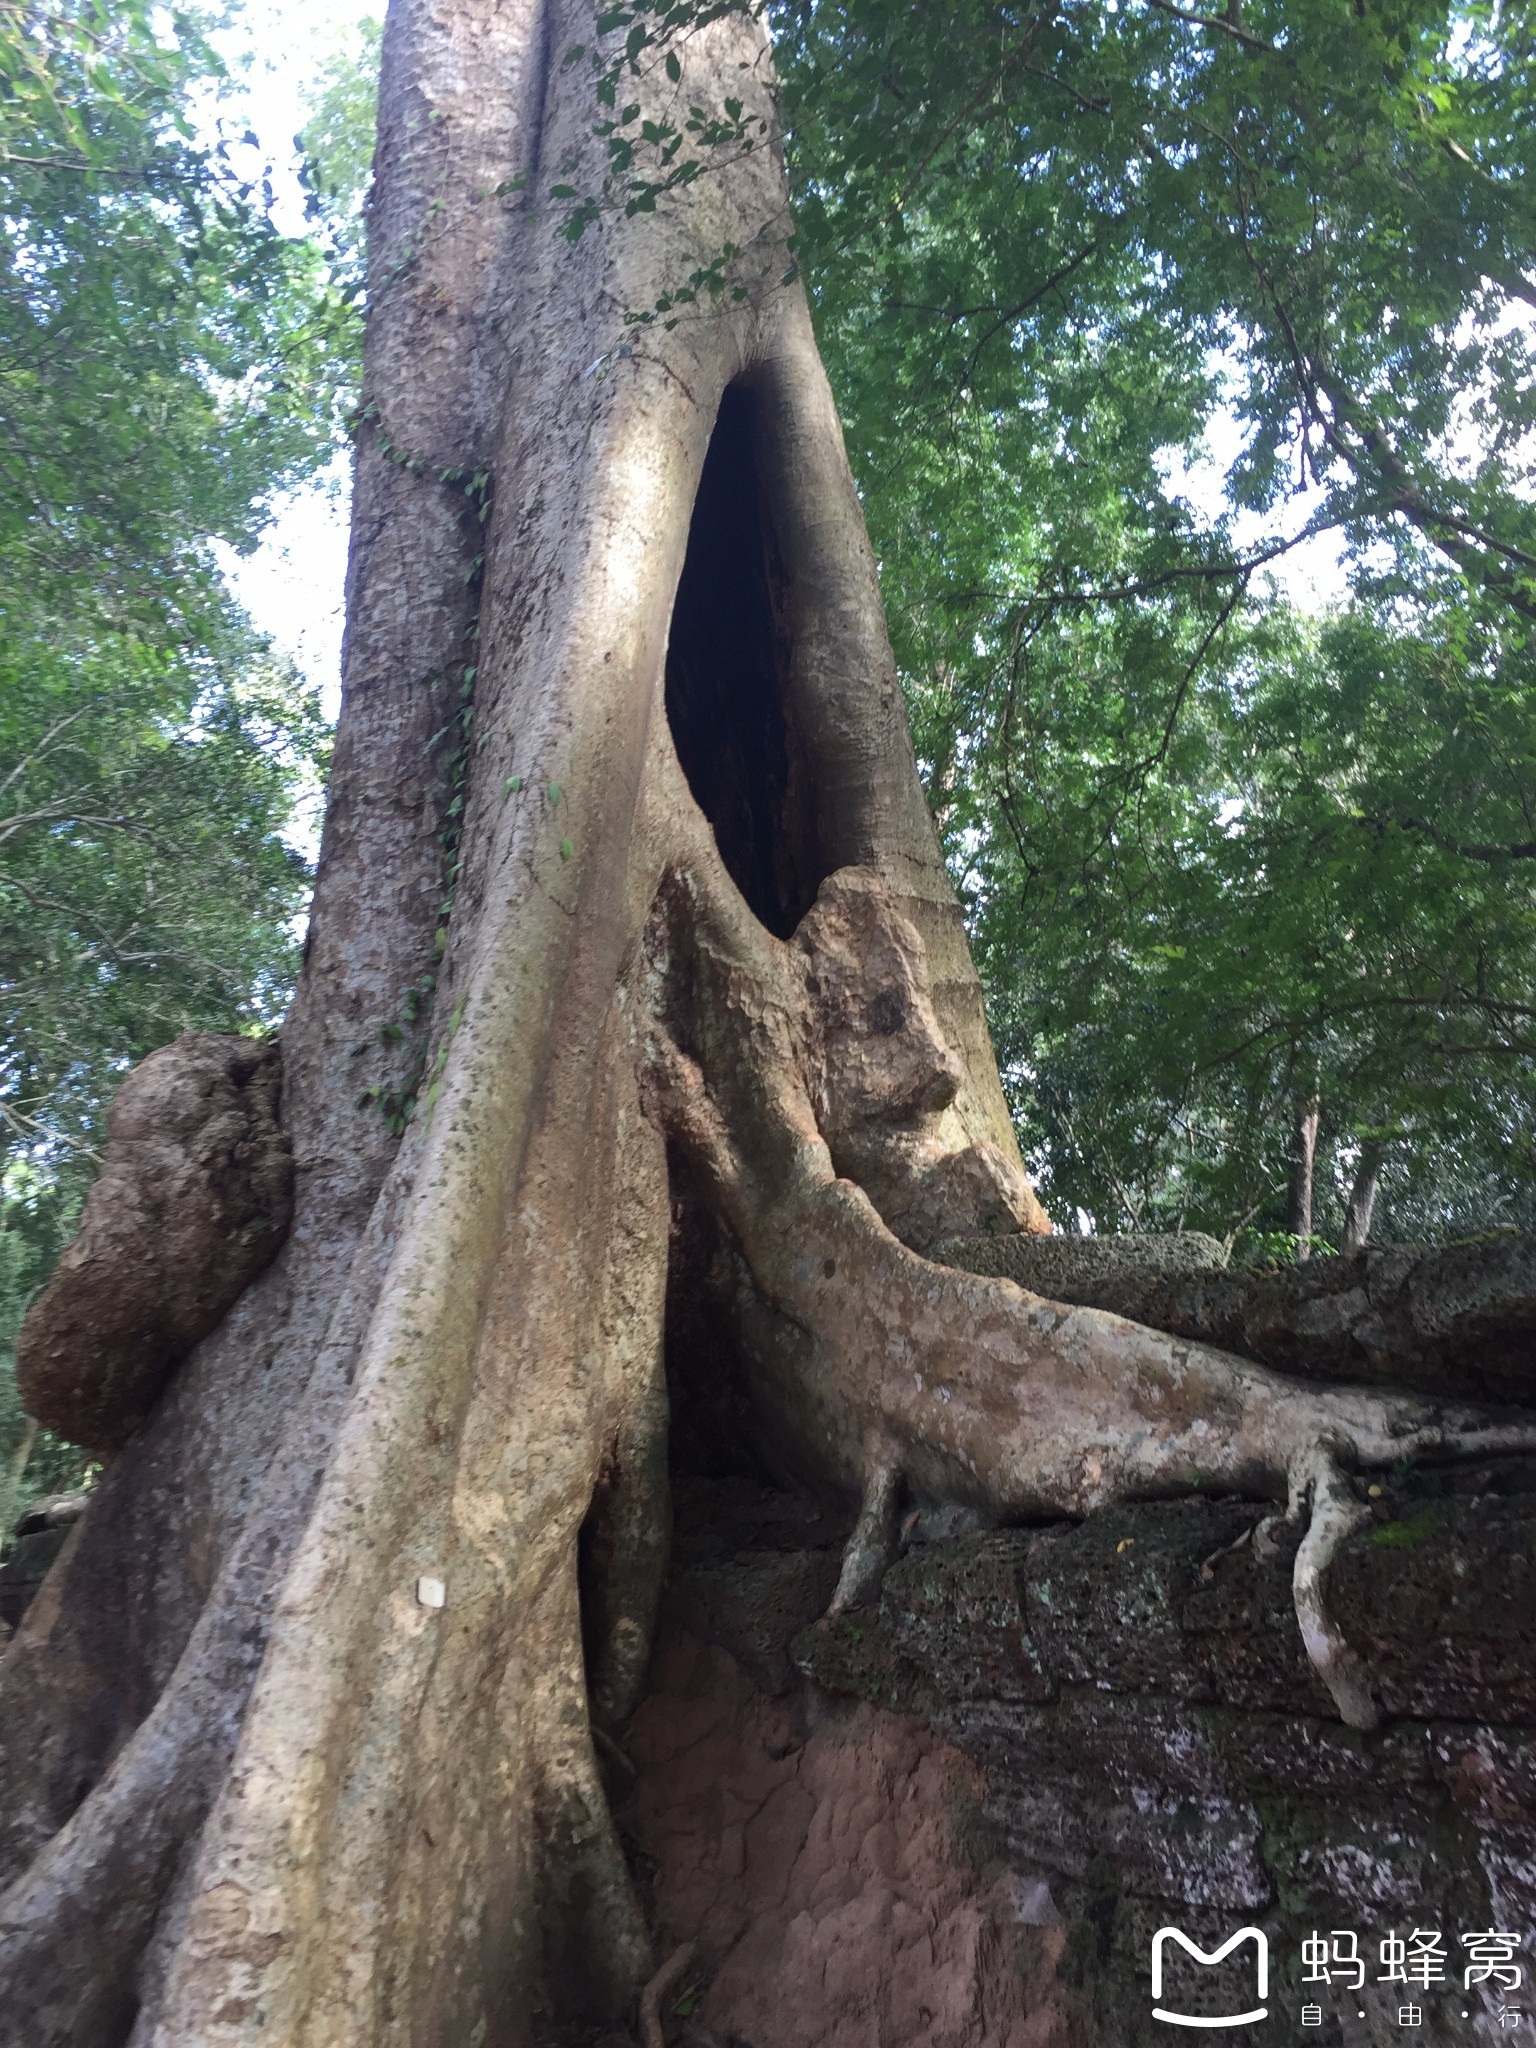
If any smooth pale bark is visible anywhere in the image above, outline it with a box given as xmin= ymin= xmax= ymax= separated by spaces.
xmin=0 ymin=2 xmax=574 ymax=2036
xmin=1 ymin=5 xmax=1532 ymax=2044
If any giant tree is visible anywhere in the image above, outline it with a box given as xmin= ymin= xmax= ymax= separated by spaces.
xmin=3 ymin=5 xmax=1534 ymax=2045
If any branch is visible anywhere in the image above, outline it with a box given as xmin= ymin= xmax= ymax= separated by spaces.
xmin=0 ymin=1100 xmax=102 ymax=1165
xmin=1196 ymin=986 xmax=1536 ymax=1083
xmin=1236 ymin=238 xmax=1536 ymax=621
xmin=885 ymin=27 xmax=1041 ymax=224
xmin=0 ymin=150 xmax=172 ymax=179
xmin=1143 ymin=0 xmax=1276 ymax=54
xmin=1309 ymin=368 xmax=1536 ymax=620
xmin=1031 ymin=512 xmax=1348 ymax=608
xmin=0 ymin=803 xmax=137 ymax=848
xmin=1393 ymin=817 xmax=1536 ymax=864
xmin=0 ymin=707 xmax=90 ymax=805
xmin=1469 ymin=258 xmax=1536 ymax=313
xmin=640 ymin=1944 xmax=696 ymax=2048
xmin=961 ymin=240 xmax=1104 ymax=371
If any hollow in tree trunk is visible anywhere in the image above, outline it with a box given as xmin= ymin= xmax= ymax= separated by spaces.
xmin=3 ymin=8 xmax=1533 ymax=2045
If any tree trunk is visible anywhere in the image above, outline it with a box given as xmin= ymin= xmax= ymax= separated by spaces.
xmin=0 ymin=1416 xmax=35 ymax=1547
xmin=1340 ymin=1137 xmax=1388 ymax=1255
xmin=0 ymin=9 xmax=1035 ymax=2038
xmin=1285 ymin=1091 xmax=1320 ymax=1256
xmin=2 ymin=8 xmax=1532 ymax=2044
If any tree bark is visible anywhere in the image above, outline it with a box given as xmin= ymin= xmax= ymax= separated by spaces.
xmin=937 ymin=1227 xmax=1536 ymax=1404
xmin=1 ymin=7 xmax=1531 ymax=2044
xmin=1340 ymin=1136 xmax=1388 ymax=1255
xmin=0 ymin=1417 xmax=35 ymax=1551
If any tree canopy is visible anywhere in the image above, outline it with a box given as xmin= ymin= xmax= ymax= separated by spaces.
xmin=763 ymin=0 xmax=1535 ymax=1244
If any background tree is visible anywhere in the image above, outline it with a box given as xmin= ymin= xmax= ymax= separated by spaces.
xmin=771 ymin=0 xmax=1536 ymax=1245
xmin=0 ymin=0 xmax=347 ymax=1525
xmin=960 ymin=596 xmax=1536 ymax=1245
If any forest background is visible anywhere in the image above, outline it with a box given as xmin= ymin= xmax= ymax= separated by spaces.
xmin=1 ymin=0 xmax=1532 ymax=1522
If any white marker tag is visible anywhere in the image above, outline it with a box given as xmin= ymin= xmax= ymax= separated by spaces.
xmin=415 ymin=1576 xmax=446 ymax=1610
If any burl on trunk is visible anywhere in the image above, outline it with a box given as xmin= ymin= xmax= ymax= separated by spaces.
xmin=2 ymin=6 xmax=1532 ymax=2045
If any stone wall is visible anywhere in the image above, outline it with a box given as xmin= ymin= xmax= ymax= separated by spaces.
xmin=614 ymin=1462 xmax=1536 ymax=2047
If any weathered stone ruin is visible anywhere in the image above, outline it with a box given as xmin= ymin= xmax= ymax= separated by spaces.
xmin=597 ymin=1232 xmax=1536 ymax=2048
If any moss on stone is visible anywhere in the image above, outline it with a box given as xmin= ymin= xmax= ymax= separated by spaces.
xmin=1369 ymin=1507 xmax=1442 ymax=1549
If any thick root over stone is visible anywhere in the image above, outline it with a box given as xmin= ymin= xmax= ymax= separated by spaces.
xmin=1287 ymin=1449 xmax=1379 ymax=1730
xmin=638 ymin=815 xmax=1536 ymax=1733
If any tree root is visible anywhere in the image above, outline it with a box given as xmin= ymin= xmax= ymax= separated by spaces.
xmin=1287 ymin=1448 xmax=1379 ymax=1729
xmin=591 ymin=1724 xmax=637 ymax=1780
xmin=640 ymin=1942 xmax=696 ymax=2048
xmin=828 ymin=1449 xmax=901 ymax=1615
xmin=1198 ymin=1522 xmax=1251 ymax=1581
xmin=639 ymin=822 xmax=1536 ymax=1735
